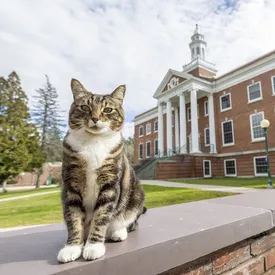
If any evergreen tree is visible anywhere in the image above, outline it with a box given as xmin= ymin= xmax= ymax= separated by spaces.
xmin=124 ymin=136 xmax=134 ymax=163
xmin=31 ymin=75 xmax=65 ymax=187
xmin=0 ymin=72 xmax=45 ymax=192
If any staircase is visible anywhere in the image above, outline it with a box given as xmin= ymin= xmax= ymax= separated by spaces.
xmin=134 ymin=158 xmax=158 ymax=180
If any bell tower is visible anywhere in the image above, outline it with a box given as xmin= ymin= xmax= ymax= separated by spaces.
xmin=189 ymin=24 xmax=207 ymax=61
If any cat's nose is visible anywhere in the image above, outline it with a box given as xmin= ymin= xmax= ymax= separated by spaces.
xmin=91 ymin=117 xmax=99 ymax=124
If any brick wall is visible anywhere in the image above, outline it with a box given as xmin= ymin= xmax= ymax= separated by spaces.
xmin=159 ymin=229 xmax=275 ymax=275
xmin=155 ymin=151 xmax=275 ymax=179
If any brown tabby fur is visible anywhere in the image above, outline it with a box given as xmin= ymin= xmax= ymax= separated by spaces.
xmin=58 ymin=79 xmax=146 ymax=262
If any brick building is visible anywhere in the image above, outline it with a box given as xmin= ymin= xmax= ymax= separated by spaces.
xmin=133 ymin=25 xmax=275 ymax=179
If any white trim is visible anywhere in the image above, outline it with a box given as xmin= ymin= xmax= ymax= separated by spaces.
xmin=203 ymin=160 xmax=212 ymax=178
xmin=220 ymin=93 xmax=232 ymax=112
xmin=204 ymin=100 xmax=209 ymax=116
xmin=272 ymin=76 xmax=275 ymax=95
xmin=222 ymin=120 xmax=235 ymax=147
xmin=204 ymin=127 xmax=210 ymax=146
xmin=247 ymin=81 xmax=263 ymax=104
xmin=138 ymin=143 xmax=143 ymax=160
xmin=187 ymin=107 xmax=191 ymax=122
xmin=154 ymin=139 xmax=158 ymax=156
xmin=154 ymin=120 xmax=158 ymax=132
xmin=146 ymin=141 xmax=151 ymax=158
xmin=138 ymin=126 xmax=144 ymax=137
xmin=146 ymin=123 xmax=151 ymax=135
xmin=253 ymin=156 xmax=268 ymax=176
xmin=224 ymin=159 xmax=237 ymax=177
xmin=249 ymin=112 xmax=265 ymax=142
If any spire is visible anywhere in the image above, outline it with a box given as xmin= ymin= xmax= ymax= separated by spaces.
xmin=189 ymin=24 xmax=207 ymax=61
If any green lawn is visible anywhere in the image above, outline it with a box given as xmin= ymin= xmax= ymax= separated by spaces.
xmin=0 ymin=185 xmax=234 ymax=228
xmin=0 ymin=187 xmax=60 ymax=199
xmin=170 ymin=178 xmax=274 ymax=189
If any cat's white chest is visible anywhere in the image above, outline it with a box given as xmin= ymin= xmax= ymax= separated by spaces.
xmin=67 ymin=130 xmax=121 ymax=214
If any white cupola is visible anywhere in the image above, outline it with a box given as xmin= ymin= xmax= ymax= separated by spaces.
xmin=189 ymin=24 xmax=207 ymax=61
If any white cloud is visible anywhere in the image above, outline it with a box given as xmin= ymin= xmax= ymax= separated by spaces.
xmin=0 ymin=0 xmax=275 ymax=138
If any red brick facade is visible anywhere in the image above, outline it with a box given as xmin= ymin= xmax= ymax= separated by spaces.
xmin=134 ymin=50 xmax=275 ymax=179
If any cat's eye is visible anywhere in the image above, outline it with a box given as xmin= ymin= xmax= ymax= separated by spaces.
xmin=103 ymin=107 xmax=113 ymax=113
xmin=80 ymin=105 xmax=90 ymax=112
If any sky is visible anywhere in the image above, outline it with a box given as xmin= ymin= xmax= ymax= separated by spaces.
xmin=0 ymin=0 xmax=275 ymax=138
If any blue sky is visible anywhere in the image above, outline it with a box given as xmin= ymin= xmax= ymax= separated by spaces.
xmin=0 ymin=0 xmax=274 ymax=137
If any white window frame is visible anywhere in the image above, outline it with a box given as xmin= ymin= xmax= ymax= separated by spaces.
xmin=204 ymin=101 xmax=209 ymax=116
xmin=146 ymin=141 xmax=151 ymax=158
xmin=154 ymin=139 xmax=158 ymax=156
xmin=249 ymin=112 xmax=265 ymax=142
xmin=139 ymin=126 xmax=144 ymax=137
xmin=138 ymin=143 xmax=143 ymax=160
xmin=222 ymin=120 xmax=235 ymax=147
xmin=247 ymin=81 xmax=263 ymax=104
xmin=154 ymin=120 xmax=158 ymax=132
xmin=220 ymin=93 xmax=232 ymax=112
xmin=146 ymin=123 xmax=151 ymax=135
xmin=254 ymin=156 xmax=268 ymax=176
xmin=204 ymin=127 xmax=210 ymax=147
xmin=187 ymin=107 xmax=191 ymax=121
xmin=224 ymin=159 xmax=237 ymax=177
xmin=272 ymin=76 xmax=275 ymax=95
xmin=203 ymin=160 xmax=212 ymax=178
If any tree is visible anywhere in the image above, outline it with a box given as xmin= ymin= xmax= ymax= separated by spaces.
xmin=124 ymin=136 xmax=134 ymax=163
xmin=0 ymin=72 xmax=45 ymax=192
xmin=31 ymin=75 xmax=65 ymax=187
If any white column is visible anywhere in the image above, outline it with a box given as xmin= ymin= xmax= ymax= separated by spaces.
xmin=190 ymin=89 xmax=200 ymax=153
xmin=179 ymin=93 xmax=187 ymax=153
xmin=208 ymin=94 xmax=217 ymax=153
xmin=166 ymin=99 xmax=173 ymax=155
xmin=158 ymin=102 xmax=164 ymax=157
xmin=174 ymin=106 xmax=180 ymax=151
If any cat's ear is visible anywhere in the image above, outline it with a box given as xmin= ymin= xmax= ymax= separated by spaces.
xmin=71 ymin=78 xmax=90 ymax=101
xmin=111 ymin=85 xmax=126 ymax=104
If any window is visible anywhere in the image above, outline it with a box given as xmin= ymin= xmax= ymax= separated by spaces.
xmin=187 ymin=105 xmax=199 ymax=121
xmin=224 ymin=159 xmax=237 ymax=177
xmin=146 ymin=141 xmax=151 ymax=158
xmin=203 ymin=160 xmax=211 ymax=178
xmin=254 ymin=156 xmax=267 ymax=176
xmin=204 ymin=101 xmax=209 ymax=116
xmin=139 ymin=144 xmax=143 ymax=159
xmin=187 ymin=107 xmax=191 ymax=121
xmin=204 ymin=128 xmax=210 ymax=146
xmin=220 ymin=94 xmax=231 ymax=112
xmin=222 ymin=120 xmax=234 ymax=146
xmin=154 ymin=139 xmax=158 ymax=156
xmin=196 ymin=47 xmax=200 ymax=55
xmin=272 ymin=76 xmax=275 ymax=95
xmin=154 ymin=120 xmax=158 ymax=132
xmin=146 ymin=123 xmax=151 ymax=135
xmin=250 ymin=112 xmax=265 ymax=142
xmin=247 ymin=82 xmax=262 ymax=103
xmin=139 ymin=126 xmax=144 ymax=137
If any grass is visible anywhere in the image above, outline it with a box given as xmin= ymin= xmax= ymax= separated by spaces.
xmin=0 ymin=185 xmax=234 ymax=228
xmin=0 ymin=187 xmax=60 ymax=199
xmin=169 ymin=177 xmax=274 ymax=189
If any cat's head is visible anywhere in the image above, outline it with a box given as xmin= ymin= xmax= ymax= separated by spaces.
xmin=68 ymin=78 xmax=125 ymax=135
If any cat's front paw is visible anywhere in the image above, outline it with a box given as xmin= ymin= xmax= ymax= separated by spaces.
xmin=110 ymin=227 xmax=128 ymax=242
xmin=57 ymin=244 xmax=83 ymax=263
xmin=83 ymin=242 xmax=106 ymax=261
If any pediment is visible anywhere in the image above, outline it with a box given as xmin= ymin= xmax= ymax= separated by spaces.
xmin=153 ymin=69 xmax=192 ymax=99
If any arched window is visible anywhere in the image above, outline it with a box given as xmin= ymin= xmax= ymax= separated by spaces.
xmin=202 ymin=48 xmax=205 ymax=59
xmin=196 ymin=47 xmax=200 ymax=55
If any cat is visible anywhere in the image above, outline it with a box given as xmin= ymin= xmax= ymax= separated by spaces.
xmin=57 ymin=79 xmax=146 ymax=263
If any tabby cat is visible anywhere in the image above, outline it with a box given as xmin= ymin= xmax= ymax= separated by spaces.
xmin=57 ymin=79 xmax=146 ymax=263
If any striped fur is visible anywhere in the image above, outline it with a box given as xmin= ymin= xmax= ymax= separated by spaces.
xmin=57 ymin=79 xmax=145 ymax=263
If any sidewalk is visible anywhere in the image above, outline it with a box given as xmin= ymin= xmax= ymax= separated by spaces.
xmin=140 ymin=180 xmax=259 ymax=193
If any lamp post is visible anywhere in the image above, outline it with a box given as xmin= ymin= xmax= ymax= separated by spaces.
xmin=260 ymin=119 xmax=273 ymax=189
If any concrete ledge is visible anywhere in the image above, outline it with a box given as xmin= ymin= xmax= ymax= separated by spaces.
xmin=1 ymin=191 xmax=275 ymax=275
